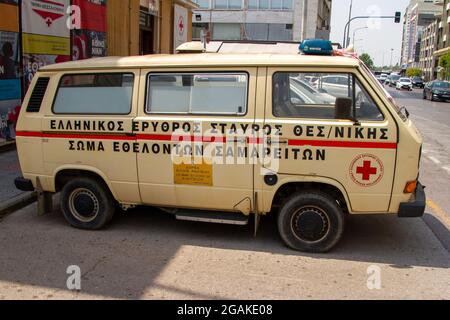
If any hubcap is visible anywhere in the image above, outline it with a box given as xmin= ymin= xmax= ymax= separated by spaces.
xmin=68 ymin=188 xmax=99 ymax=223
xmin=291 ymin=206 xmax=330 ymax=243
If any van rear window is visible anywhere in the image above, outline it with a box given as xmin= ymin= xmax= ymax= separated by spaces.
xmin=146 ymin=73 xmax=248 ymax=115
xmin=53 ymin=73 xmax=134 ymax=114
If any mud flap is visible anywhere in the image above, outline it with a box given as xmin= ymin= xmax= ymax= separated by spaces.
xmin=36 ymin=177 xmax=53 ymax=216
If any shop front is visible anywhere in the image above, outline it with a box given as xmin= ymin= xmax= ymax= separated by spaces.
xmin=0 ymin=0 xmax=197 ymax=144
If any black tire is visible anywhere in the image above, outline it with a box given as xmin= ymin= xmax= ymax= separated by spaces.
xmin=277 ymin=191 xmax=345 ymax=253
xmin=60 ymin=177 xmax=115 ymax=230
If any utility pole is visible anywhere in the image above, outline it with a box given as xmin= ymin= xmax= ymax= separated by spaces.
xmin=390 ymin=48 xmax=394 ymax=69
xmin=302 ymin=0 xmax=309 ymax=41
xmin=344 ymin=0 xmax=353 ymax=48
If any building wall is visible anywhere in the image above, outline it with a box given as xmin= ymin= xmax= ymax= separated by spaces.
xmin=401 ymin=0 xmax=441 ymax=68
xmin=191 ymin=0 xmax=332 ymax=42
xmin=108 ymin=0 xmax=196 ymax=56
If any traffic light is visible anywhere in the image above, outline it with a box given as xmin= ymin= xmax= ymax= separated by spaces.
xmin=395 ymin=12 xmax=401 ymax=23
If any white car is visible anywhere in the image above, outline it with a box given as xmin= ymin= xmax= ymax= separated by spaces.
xmin=396 ymin=78 xmax=413 ymax=91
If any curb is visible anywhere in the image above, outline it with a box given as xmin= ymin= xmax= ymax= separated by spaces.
xmin=0 ymin=141 xmax=16 ymax=153
xmin=0 ymin=192 xmax=37 ymax=220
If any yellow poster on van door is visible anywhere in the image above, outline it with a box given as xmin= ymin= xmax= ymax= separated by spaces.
xmin=174 ymin=163 xmax=213 ymax=186
xmin=22 ymin=33 xmax=70 ymax=55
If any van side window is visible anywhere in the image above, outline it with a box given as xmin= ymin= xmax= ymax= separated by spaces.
xmin=53 ymin=73 xmax=134 ymax=114
xmin=147 ymin=73 xmax=248 ymax=115
xmin=272 ymin=72 xmax=383 ymax=121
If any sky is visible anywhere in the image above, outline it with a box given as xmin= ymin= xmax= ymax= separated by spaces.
xmin=330 ymin=0 xmax=411 ymax=67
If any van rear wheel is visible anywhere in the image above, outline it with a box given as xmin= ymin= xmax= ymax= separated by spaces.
xmin=61 ymin=177 xmax=115 ymax=230
xmin=277 ymin=191 xmax=345 ymax=253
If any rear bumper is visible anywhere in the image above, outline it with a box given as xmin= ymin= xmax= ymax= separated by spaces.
xmin=15 ymin=176 xmax=35 ymax=192
xmin=398 ymin=182 xmax=426 ymax=218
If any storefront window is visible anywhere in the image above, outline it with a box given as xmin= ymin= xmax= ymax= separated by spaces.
xmin=247 ymin=0 xmax=292 ymax=10
xmin=193 ymin=0 xmax=210 ymax=9
xmin=193 ymin=23 xmax=209 ymax=39
xmin=213 ymin=23 xmax=241 ymax=40
xmin=214 ymin=0 xmax=243 ymax=9
xmin=271 ymin=0 xmax=282 ymax=9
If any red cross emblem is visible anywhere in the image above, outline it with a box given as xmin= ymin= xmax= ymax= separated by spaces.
xmin=178 ymin=16 xmax=184 ymax=35
xmin=356 ymin=161 xmax=377 ymax=181
xmin=349 ymin=154 xmax=384 ymax=187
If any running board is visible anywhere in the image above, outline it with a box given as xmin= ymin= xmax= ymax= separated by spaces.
xmin=175 ymin=210 xmax=249 ymax=226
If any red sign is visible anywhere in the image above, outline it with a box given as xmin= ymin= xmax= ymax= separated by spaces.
xmin=72 ymin=0 xmax=107 ymax=32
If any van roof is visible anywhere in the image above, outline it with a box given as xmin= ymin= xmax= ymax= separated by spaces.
xmin=40 ymin=53 xmax=360 ymax=71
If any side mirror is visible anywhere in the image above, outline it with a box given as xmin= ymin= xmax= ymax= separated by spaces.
xmin=335 ymin=97 xmax=353 ymax=120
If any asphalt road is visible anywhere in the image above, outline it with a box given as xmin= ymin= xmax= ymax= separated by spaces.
xmin=385 ymin=86 xmax=450 ymax=249
xmin=0 ymin=87 xmax=449 ymax=300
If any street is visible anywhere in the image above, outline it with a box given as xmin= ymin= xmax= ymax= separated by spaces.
xmin=0 ymin=86 xmax=449 ymax=300
xmin=386 ymin=86 xmax=450 ymax=245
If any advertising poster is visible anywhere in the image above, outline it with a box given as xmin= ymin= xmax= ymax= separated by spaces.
xmin=173 ymin=4 xmax=188 ymax=52
xmin=72 ymin=0 xmax=107 ymax=61
xmin=0 ymin=0 xmax=20 ymax=141
xmin=0 ymin=1 xmax=19 ymax=33
xmin=0 ymin=31 xmax=20 ymax=79
xmin=72 ymin=29 xmax=106 ymax=60
xmin=22 ymin=0 xmax=70 ymax=38
xmin=71 ymin=0 xmax=107 ymax=33
xmin=22 ymin=0 xmax=71 ymax=89
xmin=23 ymin=53 xmax=70 ymax=90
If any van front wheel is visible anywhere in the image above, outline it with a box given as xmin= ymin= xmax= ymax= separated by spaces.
xmin=278 ymin=191 xmax=345 ymax=253
xmin=61 ymin=177 xmax=115 ymax=230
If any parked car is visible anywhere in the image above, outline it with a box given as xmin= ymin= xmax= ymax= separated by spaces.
xmin=379 ymin=74 xmax=388 ymax=84
xmin=396 ymin=78 xmax=413 ymax=91
xmin=389 ymin=74 xmax=401 ymax=87
xmin=411 ymin=76 xmax=424 ymax=88
xmin=423 ymin=80 xmax=450 ymax=101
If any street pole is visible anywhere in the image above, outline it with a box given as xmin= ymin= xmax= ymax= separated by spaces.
xmin=390 ymin=48 xmax=394 ymax=69
xmin=343 ymin=15 xmax=397 ymax=48
xmin=346 ymin=0 xmax=353 ymax=48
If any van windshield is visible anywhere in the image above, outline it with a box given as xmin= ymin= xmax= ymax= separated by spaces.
xmin=360 ymin=63 xmax=407 ymax=121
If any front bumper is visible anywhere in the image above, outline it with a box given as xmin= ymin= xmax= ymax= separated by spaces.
xmin=398 ymin=182 xmax=426 ymax=218
xmin=433 ymin=92 xmax=450 ymax=100
xmin=15 ymin=176 xmax=35 ymax=192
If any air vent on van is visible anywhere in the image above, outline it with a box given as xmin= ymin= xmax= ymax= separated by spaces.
xmin=26 ymin=77 xmax=50 ymax=113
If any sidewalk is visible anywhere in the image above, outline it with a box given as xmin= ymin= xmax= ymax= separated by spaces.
xmin=0 ymin=146 xmax=36 ymax=218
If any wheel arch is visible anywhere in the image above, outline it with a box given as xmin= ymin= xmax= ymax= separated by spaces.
xmin=53 ymin=165 xmax=117 ymax=199
xmin=267 ymin=177 xmax=352 ymax=214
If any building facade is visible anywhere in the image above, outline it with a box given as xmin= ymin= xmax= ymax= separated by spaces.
xmin=433 ymin=0 xmax=450 ymax=77
xmin=417 ymin=0 xmax=450 ymax=80
xmin=419 ymin=19 xmax=438 ymax=80
xmin=0 ymin=0 xmax=197 ymax=143
xmin=400 ymin=0 xmax=441 ymax=69
xmin=191 ymin=0 xmax=332 ymax=42
xmin=110 ymin=0 xmax=197 ymax=56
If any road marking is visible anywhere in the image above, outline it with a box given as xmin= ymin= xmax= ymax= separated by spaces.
xmin=427 ymin=156 xmax=441 ymax=165
xmin=443 ymin=166 xmax=450 ymax=175
xmin=426 ymin=199 xmax=450 ymax=227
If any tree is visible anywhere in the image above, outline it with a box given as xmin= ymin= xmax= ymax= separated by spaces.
xmin=359 ymin=53 xmax=374 ymax=70
xmin=438 ymin=51 xmax=450 ymax=80
xmin=406 ymin=68 xmax=423 ymax=77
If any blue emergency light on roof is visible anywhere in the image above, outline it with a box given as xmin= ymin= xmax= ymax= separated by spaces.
xmin=299 ymin=39 xmax=334 ymax=56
